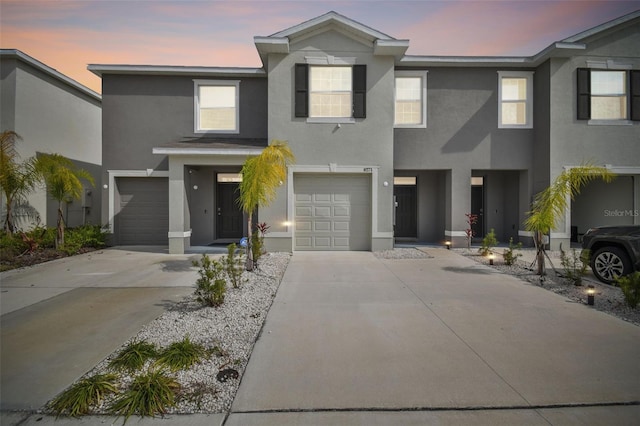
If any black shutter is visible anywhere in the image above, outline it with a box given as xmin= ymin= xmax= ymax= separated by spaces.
xmin=295 ymin=64 xmax=308 ymax=118
xmin=630 ymin=70 xmax=640 ymax=121
xmin=352 ymin=65 xmax=366 ymax=118
xmin=577 ymin=68 xmax=590 ymax=120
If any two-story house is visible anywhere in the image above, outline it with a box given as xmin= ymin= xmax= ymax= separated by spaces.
xmin=89 ymin=11 xmax=639 ymax=254
xmin=1 ymin=49 xmax=102 ymax=230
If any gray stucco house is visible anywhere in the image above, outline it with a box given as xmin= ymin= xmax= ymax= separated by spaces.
xmin=1 ymin=49 xmax=102 ymax=230
xmin=89 ymin=11 xmax=640 ymax=254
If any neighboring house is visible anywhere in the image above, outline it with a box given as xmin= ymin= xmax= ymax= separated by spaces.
xmin=0 ymin=49 xmax=102 ymax=230
xmin=89 ymin=11 xmax=640 ymax=254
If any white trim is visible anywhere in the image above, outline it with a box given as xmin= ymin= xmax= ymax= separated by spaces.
xmin=444 ymin=230 xmax=466 ymax=237
xmin=88 ymin=64 xmax=265 ymax=77
xmin=193 ymin=79 xmax=240 ymax=134
xmin=306 ymin=118 xmax=356 ymax=124
xmin=305 ymin=55 xmax=356 ymax=65
xmin=498 ymin=71 xmax=534 ymax=129
xmin=152 ymin=147 xmax=263 ymax=156
xmin=270 ymin=11 xmax=394 ymax=41
xmin=394 ymin=70 xmax=428 ymax=128
xmin=106 ymin=170 xmax=169 ymax=233
xmin=168 ymin=230 xmax=191 ymax=238
xmin=586 ymin=60 xmax=633 ymax=70
xmin=588 ymin=120 xmax=633 ymax=126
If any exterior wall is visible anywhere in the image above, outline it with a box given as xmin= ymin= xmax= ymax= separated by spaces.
xmin=394 ymin=67 xmax=534 ymax=245
xmin=261 ymin=28 xmax=396 ymax=251
xmin=101 ymin=74 xmax=267 ymax=245
xmin=0 ymin=56 xmax=102 ymax=229
xmin=547 ymin=24 xmax=640 ymax=247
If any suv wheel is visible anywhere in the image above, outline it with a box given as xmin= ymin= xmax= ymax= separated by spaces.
xmin=591 ymin=247 xmax=632 ymax=284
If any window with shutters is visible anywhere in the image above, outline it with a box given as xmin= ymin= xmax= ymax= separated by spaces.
xmin=295 ymin=63 xmax=366 ymax=121
xmin=577 ymin=68 xmax=640 ymax=123
xmin=498 ymin=71 xmax=533 ymax=128
xmin=394 ymin=71 xmax=427 ymax=128
xmin=194 ymin=80 xmax=240 ymax=133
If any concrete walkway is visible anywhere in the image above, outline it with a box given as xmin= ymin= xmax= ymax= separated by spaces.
xmin=2 ymin=248 xmax=640 ymax=425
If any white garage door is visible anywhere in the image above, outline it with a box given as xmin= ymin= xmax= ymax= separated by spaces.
xmin=116 ymin=177 xmax=169 ymax=245
xmin=294 ymin=174 xmax=371 ymax=251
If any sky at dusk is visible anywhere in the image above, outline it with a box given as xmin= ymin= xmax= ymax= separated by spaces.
xmin=1 ymin=0 xmax=639 ymax=94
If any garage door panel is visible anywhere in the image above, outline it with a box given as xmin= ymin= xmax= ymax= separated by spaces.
xmin=117 ymin=177 xmax=168 ymax=245
xmin=294 ymin=174 xmax=370 ymax=251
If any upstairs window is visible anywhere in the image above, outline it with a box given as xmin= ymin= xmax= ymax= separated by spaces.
xmin=498 ymin=71 xmax=533 ymax=128
xmin=295 ymin=63 xmax=366 ymax=120
xmin=194 ymin=80 xmax=239 ymax=133
xmin=394 ymin=71 xmax=427 ymax=128
xmin=578 ymin=68 xmax=640 ymax=122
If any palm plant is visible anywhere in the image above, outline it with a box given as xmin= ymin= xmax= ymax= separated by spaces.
xmin=0 ymin=131 xmax=41 ymax=234
xmin=525 ymin=164 xmax=614 ymax=275
xmin=36 ymin=153 xmax=94 ymax=248
xmin=238 ymin=140 xmax=294 ymax=271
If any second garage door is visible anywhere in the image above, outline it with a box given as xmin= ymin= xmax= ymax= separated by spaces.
xmin=116 ymin=177 xmax=169 ymax=245
xmin=294 ymin=174 xmax=371 ymax=251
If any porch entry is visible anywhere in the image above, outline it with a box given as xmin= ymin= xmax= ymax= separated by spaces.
xmin=394 ymin=176 xmax=417 ymax=239
xmin=216 ymin=173 xmax=243 ymax=239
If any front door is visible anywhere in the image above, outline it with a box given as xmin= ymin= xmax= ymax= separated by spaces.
xmin=471 ymin=184 xmax=484 ymax=240
xmin=216 ymin=183 xmax=243 ymax=239
xmin=394 ymin=184 xmax=417 ymax=238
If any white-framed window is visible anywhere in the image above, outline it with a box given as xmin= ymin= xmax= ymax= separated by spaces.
xmin=394 ymin=71 xmax=427 ymax=128
xmin=309 ymin=66 xmax=352 ymax=118
xmin=590 ymin=70 xmax=628 ymax=120
xmin=498 ymin=71 xmax=533 ymax=129
xmin=194 ymin=79 xmax=240 ymax=133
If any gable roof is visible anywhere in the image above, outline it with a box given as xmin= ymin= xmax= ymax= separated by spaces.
xmin=0 ymin=49 xmax=101 ymax=102
xmin=254 ymin=11 xmax=409 ymax=66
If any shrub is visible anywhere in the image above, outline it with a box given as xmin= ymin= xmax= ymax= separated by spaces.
xmin=479 ymin=229 xmax=498 ymax=256
xmin=108 ymin=340 xmax=158 ymax=373
xmin=192 ymin=254 xmax=226 ymax=307
xmin=61 ymin=225 xmax=107 ymax=255
xmin=109 ymin=368 xmax=179 ymax=422
xmin=464 ymin=213 xmax=478 ymax=249
xmin=616 ymin=271 xmax=640 ymax=309
xmin=49 ymin=373 xmax=118 ymax=417
xmin=560 ymin=245 xmax=589 ymax=286
xmin=224 ymin=243 xmax=245 ymax=288
xmin=156 ymin=336 xmax=208 ymax=371
xmin=0 ymin=230 xmax=27 ymax=259
xmin=502 ymin=237 xmax=522 ymax=266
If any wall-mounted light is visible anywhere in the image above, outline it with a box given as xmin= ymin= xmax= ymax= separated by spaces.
xmin=103 ymin=184 xmax=108 ymax=189
xmin=587 ymin=286 xmax=595 ymax=306
xmin=383 ymin=181 xmax=389 ymax=187
xmin=193 ymin=185 xmax=198 ymax=190
xmin=283 ymin=221 xmax=292 ymax=227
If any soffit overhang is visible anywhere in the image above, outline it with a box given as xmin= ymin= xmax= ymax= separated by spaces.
xmin=88 ymin=64 xmax=265 ymax=78
xmin=152 ymin=138 xmax=267 ymax=156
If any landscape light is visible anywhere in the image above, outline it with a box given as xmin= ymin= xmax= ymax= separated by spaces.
xmin=587 ymin=287 xmax=595 ymax=306
xmin=489 ymin=253 xmax=495 ymax=265
xmin=445 ymin=241 xmax=451 ymax=250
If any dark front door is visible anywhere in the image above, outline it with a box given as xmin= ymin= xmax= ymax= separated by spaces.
xmin=394 ymin=185 xmax=417 ymax=238
xmin=216 ymin=183 xmax=243 ymax=239
xmin=471 ymin=185 xmax=484 ymax=240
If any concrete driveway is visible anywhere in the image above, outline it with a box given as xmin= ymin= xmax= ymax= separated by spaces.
xmin=230 ymin=250 xmax=640 ymax=424
xmin=0 ymin=247 xmax=201 ymax=411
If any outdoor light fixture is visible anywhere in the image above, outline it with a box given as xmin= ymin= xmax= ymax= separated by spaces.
xmin=283 ymin=221 xmax=292 ymax=227
xmin=193 ymin=185 xmax=198 ymax=190
xmin=489 ymin=254 xmax=495 ymax=265
xmin=445 ymin=241 xmax=451 ymax=249
xmin=587 ymin=286 xmax=595 ymax=306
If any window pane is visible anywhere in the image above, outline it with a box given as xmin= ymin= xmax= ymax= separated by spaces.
xmin=501 ymin=102 xmax=526 ymax=125
xmin=395 ymin=76 xmax=423 ymax=125
xmin=309 ymin=66 xmax=352 ymax=117
xmin=198 ymin=85 xmax=237 ymax=131
xmin=396 ymin=77 xmax=421 ymax=101
xmin=501 ymin=78 xmax=527 ymax=101
xmin=591 ymin=71 xmax=626 ymax=95
xmin=591 ymin=96 xmax=628 ymax=120
xmin=395 ymin=100 xmax=421 ymax=125
xmin=200 ymin=86 xmax=236 ymax=108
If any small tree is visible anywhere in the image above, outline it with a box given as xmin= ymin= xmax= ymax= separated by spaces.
xmin=525 ymin=164 xmax=614 ymax=276
xmin=36 ymin=154 xmax=94 ymax=249
xmin=464 ymin=213 xmax=478 ymax=248
xmin=238 ymin=140 xmax=294 ymax=271
xmin=0 ymin=131 xmax=41 ymax=234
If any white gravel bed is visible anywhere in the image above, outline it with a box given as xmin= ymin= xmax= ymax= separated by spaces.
xmin=374 ymin=247 xmax=432 ymax=259
xmin=454 ymin=247 xmax=640 ymax=326
xmin=53 ymin=252 xmax=290 ymax=415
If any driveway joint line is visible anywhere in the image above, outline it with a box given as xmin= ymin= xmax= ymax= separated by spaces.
xmin=228 ymin=400 xmax=640 ymax=415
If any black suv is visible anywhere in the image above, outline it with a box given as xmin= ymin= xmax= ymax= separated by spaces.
xmin=582 ymin=225 xmax=640 ymax=284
